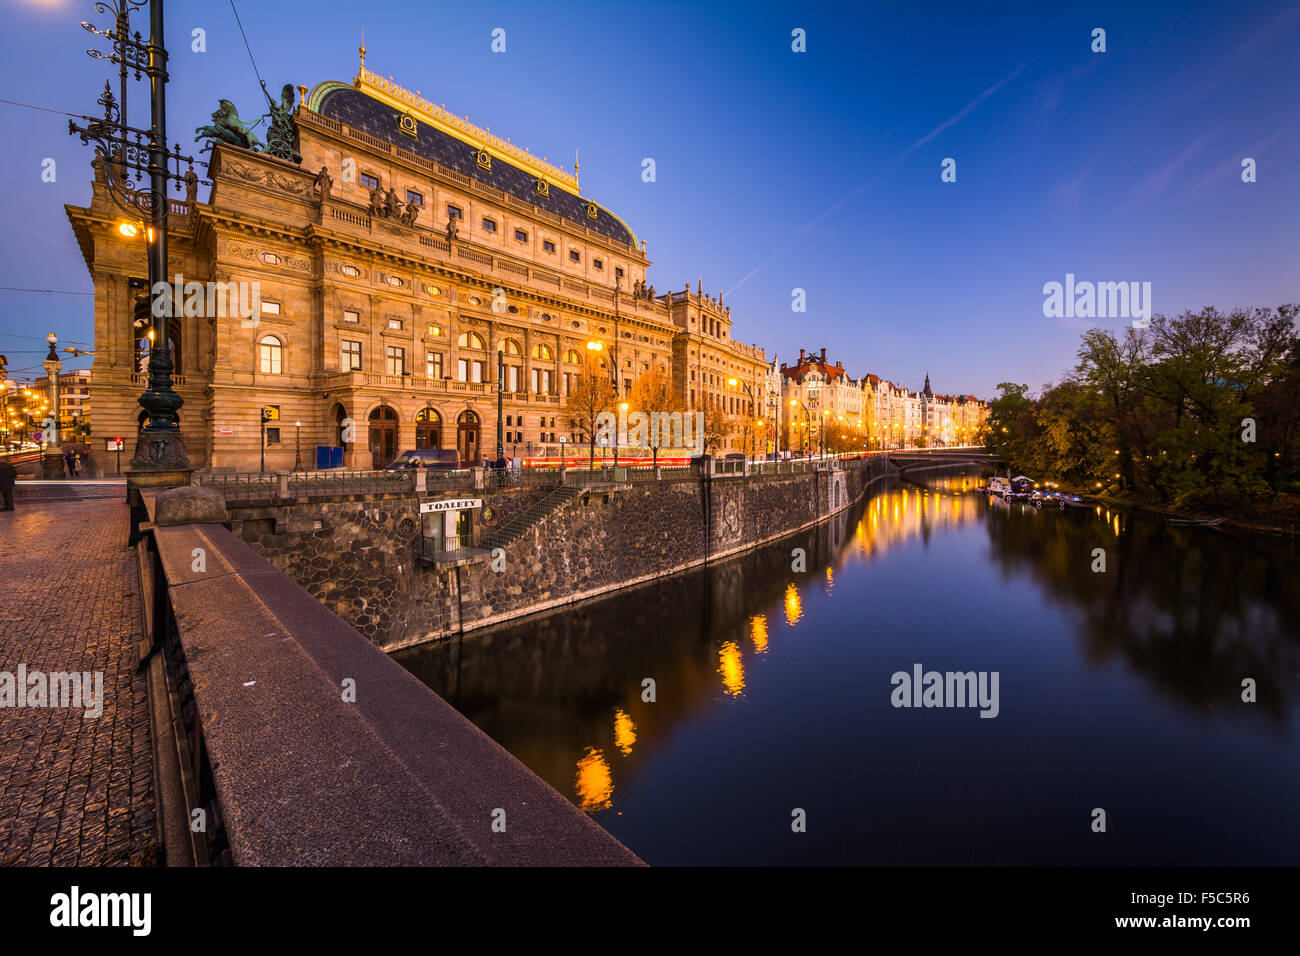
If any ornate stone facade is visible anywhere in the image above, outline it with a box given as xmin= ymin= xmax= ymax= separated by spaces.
xmin=66 ymin=65 xmax=769 ymax=471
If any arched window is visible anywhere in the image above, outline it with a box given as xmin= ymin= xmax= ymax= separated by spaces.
xmin=565 ymin=349 xmax=580 ymax=364
xmin=531 ymin=343 xmax=554 ymax=360
xmin=458 ymin=330 xmax=485 ymax=349
xmin=502 ymin=338 xmax=522 ymax=356
xmin=259 ymin=335 xmax=283 ymax=374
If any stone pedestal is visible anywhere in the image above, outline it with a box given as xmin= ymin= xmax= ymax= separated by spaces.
xmin=42 ymin=452 xmax=65 ymax=480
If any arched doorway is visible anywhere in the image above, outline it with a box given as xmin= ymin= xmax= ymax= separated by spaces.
xmin=368 ymin=405 xmax=398 ymax=469
xmin=456 ymin=409 xmax=479 ymax=466
xmin=415 ymin=408 xmax=442 ymax=449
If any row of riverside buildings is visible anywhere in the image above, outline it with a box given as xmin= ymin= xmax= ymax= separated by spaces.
xmin=65 ymin=60 xmax=984 ymax=472
xmin=776 ymin=349 xmax=988 ymax=453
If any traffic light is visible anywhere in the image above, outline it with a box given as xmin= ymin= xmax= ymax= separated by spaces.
xmin=262 ymin=406 xmax=279 ymax=422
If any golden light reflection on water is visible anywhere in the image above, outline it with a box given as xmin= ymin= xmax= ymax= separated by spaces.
xmin=613 ymin=708 xmax=636 ymax=756
xmin=575 ymin=747 xmax=614 ymax=811
xmin=718 ymin=640 xmax=745 ymax=697
xmin=750 ymin=613 xmax=770 ymax=653
xmin=783 ymin=583 xmax=803 ymax=626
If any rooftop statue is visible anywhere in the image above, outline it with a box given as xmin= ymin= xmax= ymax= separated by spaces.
xmin=259 ymin=82 xmax=302 ymax=164
xmin=195 ymin=100 xmax=263 ymax=153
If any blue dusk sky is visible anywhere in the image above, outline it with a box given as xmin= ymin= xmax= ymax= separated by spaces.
xmin=0 ymin=0 xmax=1296 ymax=397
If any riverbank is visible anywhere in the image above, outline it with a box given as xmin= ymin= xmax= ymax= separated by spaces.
xmin=1052 ymin=484 xmax=1300 ymax=537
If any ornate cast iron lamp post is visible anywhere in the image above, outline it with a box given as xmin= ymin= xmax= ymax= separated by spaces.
xmin=69 ymin=0 xmax=197 ymax=490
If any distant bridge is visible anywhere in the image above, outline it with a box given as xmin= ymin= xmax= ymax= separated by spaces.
xmin=888 ymin=447 xmax=1005 ymax=472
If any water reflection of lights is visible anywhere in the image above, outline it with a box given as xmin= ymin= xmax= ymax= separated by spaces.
xmin=613 ymin=709 xmax=636 ymax=756
xmin=718 ymin=640 xmax=745 ymax=697
xmin=750 ymin=613 xmax=770 ymax=653
xmin=575 ymin=747 xmax=614 ymax=811
xmin=824 ymin=565 xmax=834 ymax=594
xmin=783 ymin=583 xmax=803 ymax=626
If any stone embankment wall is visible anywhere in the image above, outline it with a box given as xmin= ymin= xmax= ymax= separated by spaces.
xmin=231 ymin=458 xmax=891 ymax=651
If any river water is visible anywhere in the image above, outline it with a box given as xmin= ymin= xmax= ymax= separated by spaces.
xmin=394 ymin=469 xmax=1300 ymax=865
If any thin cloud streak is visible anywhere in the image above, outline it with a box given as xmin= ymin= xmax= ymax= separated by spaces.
xmin=727 ymin=62 xmax=1030 ymax=296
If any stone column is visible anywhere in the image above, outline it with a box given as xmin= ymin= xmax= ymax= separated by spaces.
xmin=41 ymin=334 xmax=63 ymax=479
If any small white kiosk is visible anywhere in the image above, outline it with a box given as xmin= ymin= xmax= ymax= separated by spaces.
xmin=420 ymin=496 xmax=483 ymax=551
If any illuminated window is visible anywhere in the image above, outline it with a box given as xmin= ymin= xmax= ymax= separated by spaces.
xmin=458 ymin=330 xmax=485 ymax=349
xmin=259 ymin=336 xmax=283 ymax=374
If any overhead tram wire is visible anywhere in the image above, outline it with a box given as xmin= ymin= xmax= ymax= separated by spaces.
xmin=229 ymin=0 xmax=269 ymax=95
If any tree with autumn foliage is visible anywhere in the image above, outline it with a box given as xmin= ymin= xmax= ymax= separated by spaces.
xmin=565 ymin=350 xmax=617 ymax=470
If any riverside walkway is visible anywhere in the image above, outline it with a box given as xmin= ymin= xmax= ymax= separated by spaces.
xmin=0 ymin=491 xmax=157 ymax=866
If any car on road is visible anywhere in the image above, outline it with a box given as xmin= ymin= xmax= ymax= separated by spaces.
xmin=383 ymin=448 xmax=461 ymax=471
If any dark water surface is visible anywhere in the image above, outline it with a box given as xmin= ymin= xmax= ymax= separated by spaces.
xmin=394 ymin=470 xmax=1300 ymax=865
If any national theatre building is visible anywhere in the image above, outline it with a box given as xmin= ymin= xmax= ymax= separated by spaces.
xmin=66 ymin=56 xmax=770 ymax=472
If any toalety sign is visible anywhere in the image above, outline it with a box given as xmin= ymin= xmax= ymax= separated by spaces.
xmin=420 ymin=498 xmax=482 ymax=514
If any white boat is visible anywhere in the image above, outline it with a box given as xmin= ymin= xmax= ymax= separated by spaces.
xmin=986 ymin=476 xmax=1008 ymax=496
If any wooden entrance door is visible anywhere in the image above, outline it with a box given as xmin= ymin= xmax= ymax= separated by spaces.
xmin=369 ymin=405 xmax=398 ymax=469
xmin=456 ymin=410 xmax=479 ymax=466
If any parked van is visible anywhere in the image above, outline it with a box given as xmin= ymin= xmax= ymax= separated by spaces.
xmin=383 ymin=448 xmax=461 ymax=471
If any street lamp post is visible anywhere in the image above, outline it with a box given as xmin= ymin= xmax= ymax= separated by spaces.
xmin=260 ymin=407 xmax=270 ymax=473
xmin=294 ymin=420 xmax=303 ymax=472
xmin=70 ymin=0 xmax=197 ymax=494
xmin=41 ymin=334 xmax=64 ymax=479
xmin=728 ymin=376 xmax=757 ymax=459
xmin=496 ymin=348 xmax=505 ymax=463
xmin=789 ymin=398 xmax=810 ymax=457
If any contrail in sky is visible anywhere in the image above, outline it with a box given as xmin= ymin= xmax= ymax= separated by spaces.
xmin=726 ymin=61 xmax=1030 ymax=296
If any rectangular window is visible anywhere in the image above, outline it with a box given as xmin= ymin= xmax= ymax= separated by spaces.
xmin=386 ymin=346 xmax=406 ymax=376
xmin=343 ymin=310 xmax=359 ymax=323
xmin=265 ymin=427 xmax=280 ymax=445
xmin=426 ymin=351 xmax=443 ymax=379
xmin=446 ymin=203 xmax=463 ymax=220
xmin=360 ymin=173 xmax=379 ymax=191
xmin=481 ymin=217 xmax=497 ymax=233
xmin=387 ymin=318 xmax=403 ymax=330
xmin=506 ymin=365 xmax=519 ymax=392
xmin=593 ymin=259 xmax=603 ymax=271
xmin=458 ymin=358 xmax=468 ymax=382
xmin=261 ymin=301 xmax=281 ymax=315
xmin=543 ymin=240 xmax=555 ymax=253
xmin=427 ymin=324 xmax=442 ymax=336
xmin=406 ymin=190 xmax=423 ymax=207
xmin=615 ymin=267 xmax=624 ymax=280
xmin=569 ymin=250 xmax=581 ymax=263
xmin=341 ymin=340 xmax=362 ymax=371
xmin=514 ymin=228 xmax=528 ymax=242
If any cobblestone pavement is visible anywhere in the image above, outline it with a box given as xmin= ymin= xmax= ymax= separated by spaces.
xmin=0 ymin=497 xmax=158 ymax=866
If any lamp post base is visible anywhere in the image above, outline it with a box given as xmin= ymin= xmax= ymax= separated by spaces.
xmin=42 ymin=452 xmax=65 ymax=480
xmin=127 ymin=427 xmax=192 ymax=487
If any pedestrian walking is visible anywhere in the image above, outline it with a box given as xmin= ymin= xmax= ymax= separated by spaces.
xmin=72 ymin=452 xmax=83 ymax=475
xmin=0 ymin=457 xmax=15 ymax=511
xmin=64 ymin=448 xmax=75 ymax=477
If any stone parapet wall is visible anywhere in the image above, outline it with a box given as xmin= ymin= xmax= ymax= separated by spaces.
xmin=234 ymin=458 xmax=892 ymax=650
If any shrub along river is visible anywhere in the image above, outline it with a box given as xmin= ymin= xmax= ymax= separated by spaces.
xmin=394 ymin=468 xmax=1300 ymax=865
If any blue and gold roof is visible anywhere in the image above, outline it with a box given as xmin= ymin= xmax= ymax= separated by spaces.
xmin=309 ymin=68 xmax=638 ymax=249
